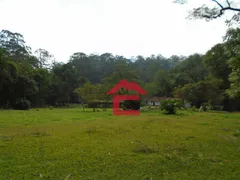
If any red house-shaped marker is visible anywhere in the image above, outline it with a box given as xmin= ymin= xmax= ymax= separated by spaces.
xmin=107 ymin=79 xmax=147 ymax=116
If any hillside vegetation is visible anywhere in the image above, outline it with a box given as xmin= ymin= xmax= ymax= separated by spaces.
xmin=1 ymin=28 xmax=240 ymax=111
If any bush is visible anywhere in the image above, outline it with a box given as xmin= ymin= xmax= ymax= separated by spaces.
xmin=191 ymin=106 xmax=198 ymax=112
xmin=212 ymin=105 xmax=224 ymax=111
xmin=14 ymin=99 xmax=31 ymax=110
xmin=201 ymin=102 xmax=213 ymax=111
xmin=160 ymin=99 xmax=183 ymax=114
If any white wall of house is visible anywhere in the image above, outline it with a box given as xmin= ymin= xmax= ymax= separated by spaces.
xmin=146 ymin=100 xmax=191 ymax=108
xmin=147 ymin=101 xmax=160 ymax=106
xmin=147 ymin=101 xmax=191 ymax=108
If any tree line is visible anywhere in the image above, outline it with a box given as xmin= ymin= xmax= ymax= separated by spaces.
xmin=0 ymin=28 xmax=240 ymax=111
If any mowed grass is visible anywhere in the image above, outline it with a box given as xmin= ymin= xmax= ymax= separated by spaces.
xmin=0 ymin=108 xmax=240 ymax=180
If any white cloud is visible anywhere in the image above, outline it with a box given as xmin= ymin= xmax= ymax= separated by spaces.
xmin=0 ymin=0 xmax=229 ymax=62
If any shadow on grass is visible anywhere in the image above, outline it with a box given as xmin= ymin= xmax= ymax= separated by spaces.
xmin=30 ymin=131 xmax=52 ymax=137
xmin=0 ymin=135 xmax=14 ymax=141
xmin=132 ymin=142 xmax=159 ymax=154
xmin=233 ymin=129 xmax=240 ymax=137
xmin=85 ymin=126 xmax=97 ymax=134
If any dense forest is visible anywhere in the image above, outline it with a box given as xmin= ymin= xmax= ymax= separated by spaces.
xmin=0 ymin=28 xmax=240 ymax=111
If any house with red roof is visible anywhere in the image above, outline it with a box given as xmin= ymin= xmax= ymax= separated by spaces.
xmin=107 ymin=79 xmax=147 ymax=115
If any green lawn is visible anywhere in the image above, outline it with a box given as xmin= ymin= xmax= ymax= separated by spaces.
xmin=0 ymin=108 xmax=240 ymax=180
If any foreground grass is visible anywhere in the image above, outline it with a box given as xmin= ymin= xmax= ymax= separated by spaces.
xmin=0 ymin=108 xmax=240 ymax=179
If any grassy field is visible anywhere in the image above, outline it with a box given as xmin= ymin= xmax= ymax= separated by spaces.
xmin=0 ymin=107 xmax=240 ymax=180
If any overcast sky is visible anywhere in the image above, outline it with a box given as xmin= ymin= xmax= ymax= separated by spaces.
xmin=0 ymin=0 xmax=235 ymax=62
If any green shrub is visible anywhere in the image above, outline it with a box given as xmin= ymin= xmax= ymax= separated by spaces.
xmin=200 ymin=102 xmax=215 ymax=112
xmin=191 ymin=106 xmax=198 ymax=112
xmin=212 ymin=105 xmax=224 ymax=111
xmin=160 ymin=99 xmax=183 ymax=114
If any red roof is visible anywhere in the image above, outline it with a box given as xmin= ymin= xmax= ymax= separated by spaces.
xmin=107 ymin=79 xmax=147 ymax=95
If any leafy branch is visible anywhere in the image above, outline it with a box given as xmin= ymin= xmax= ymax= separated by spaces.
xmin=174 ymin=0 xmax=240 ymax=25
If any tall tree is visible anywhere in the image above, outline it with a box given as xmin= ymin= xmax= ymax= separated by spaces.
xmin=34 ymin=48 xmax=55 ymax=69
xmin=204 ymin=43 xmax=231 ymax=88
xmin=173 ymin=77 xmax=224 ymax=108
xmin=0 ymin=30 xmax=31 ymax=60
xmin=224 ymin=28 xmax=240 ymax=98
xmin=169 ymin=53 xmax=208 ymax=88
xmin=154 ymin=69 xmax=172 ymax=97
